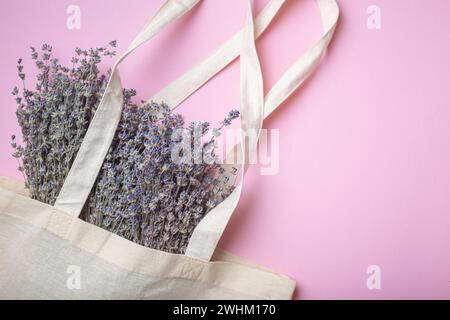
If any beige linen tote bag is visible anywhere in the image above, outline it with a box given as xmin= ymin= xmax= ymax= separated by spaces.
xmin=0 ymin=0 xmax=339 ymax=299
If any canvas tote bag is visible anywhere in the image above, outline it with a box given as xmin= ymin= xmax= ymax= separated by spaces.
xmin=0 ymin=0 xmax=339 ymax=299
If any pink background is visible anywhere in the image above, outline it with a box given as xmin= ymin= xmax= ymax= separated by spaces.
xmin=1 ymin=0 xmax=450 ymax=299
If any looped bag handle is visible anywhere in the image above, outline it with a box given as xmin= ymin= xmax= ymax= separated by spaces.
xmin=54 ymin=0 xmax=283 ymax=218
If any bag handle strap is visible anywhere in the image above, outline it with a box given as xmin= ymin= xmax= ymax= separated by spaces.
xmin=225 ymin=0 xmax=339 ymax=172
xmin=149 ymin=0 xmax=286 ymax=108
xmin=185 ymin=0 xmax=339 ymax=261
xmin=54 ymin=0 xmax=202 ymax=217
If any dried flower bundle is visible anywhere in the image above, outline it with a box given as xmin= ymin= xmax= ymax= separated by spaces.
xmin=11 ymin=43 xmax=239 ymax=254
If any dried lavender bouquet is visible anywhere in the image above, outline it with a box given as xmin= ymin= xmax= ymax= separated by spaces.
xmin=11 ymin=43 xmax=238 ymax=254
